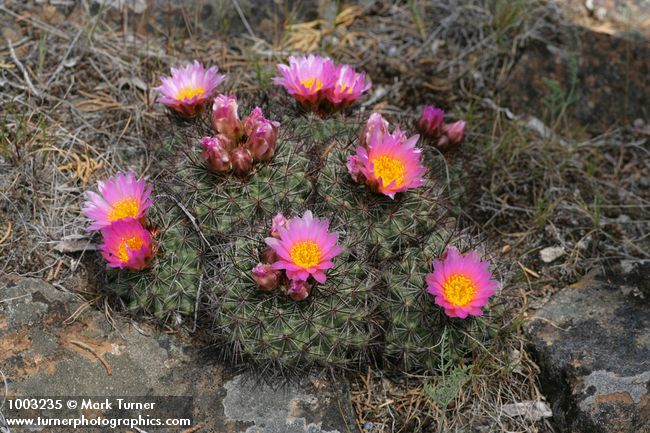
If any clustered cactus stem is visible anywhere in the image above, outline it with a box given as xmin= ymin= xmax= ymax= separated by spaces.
xmin=82 ymin=56 xmax=500 ymax=374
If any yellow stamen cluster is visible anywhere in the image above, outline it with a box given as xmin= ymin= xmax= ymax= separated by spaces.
xmin=290 ymin=241 xmax=322 ymax=268
xmin=299 ymin=78 xmax=323 ymax=93
xmin=175 ymin=85 xmax=205 ymax=101
xmin=108 ymin=198 xmax=140 ymax=222
xmin=443 ymin=274 xmax=477 ymax=307
xmin=117 ymin=236 xmax=145 ymax=262
xmin=338 ymin=83 xmax=353 ymax=95
xmin=371 ymin=155 xmax=406 ymax=187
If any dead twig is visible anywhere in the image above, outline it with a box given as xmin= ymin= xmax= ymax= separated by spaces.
xmin=0 ymin=222 xmax=12 ymax=245
xmin=6 ymin=38 xmax=41 ymax=97
xmin=69 ymin=340 xmax=113 ymax=376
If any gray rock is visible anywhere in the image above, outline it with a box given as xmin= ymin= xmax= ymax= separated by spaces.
xmin=0 ymin=276 xmax=356 ymax=433
xmin=524 ymin=273 xmax=650 ymax=433
xmin=539 ymin=246 xmax=566 ymax=263
xmin=223 ymin=374 xmax=355 ymax=433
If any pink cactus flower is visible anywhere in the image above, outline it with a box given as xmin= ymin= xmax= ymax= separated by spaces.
xmin=274 ymin=55 xmax=337 ymax=110
xmin=350 ymin=129 xmax=426 ymax=199
xmin=99 ymin=219 xmax=153 ymax=270
xmin=201 ymin=136 xmax=233 ymax=173
xmin=83 ymin=172 xmax=153 ymax=231
xmin=426 ymin=246 xmax=499 ymax=319
xmin=326 ymin=64 xmax=372 ymax=108
xmin=264 ymin=210 xmax=342 ymax=284
xmin=417 ymin=106 xmax=445 ymax=138
xmin=252 ymin=263 xmax=280 ymax=292
xmin=288 ymin=279 xmax=311 ymax=301
xmin=155 ymin=61 xmax=225 ymax=117
xmin=359 ymin=112 xmax=390 ymax=148
xmin=270 ymin=213 xmax=288 ymax=239
xmin=212 ymin=94 xmax=243 ymax=138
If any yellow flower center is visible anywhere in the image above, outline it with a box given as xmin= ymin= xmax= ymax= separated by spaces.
xmin=117 ymin=236 xmax=144 ymax=262
xmin=443 ymin=274 xmax=477 ymax=307
xmin=108 ymin=198 xmax=140 ymax=222
xmin=338 ymin=83 xmax=353 ymax=95
xmin=371 ymin=155 xmax=406 ymax=187
xmin=290 ymin=241 xmax=322 ymax=268
xmin=175 ymin=85 xmax=205 ymax=101
xmin=299 ymin=78 xmax=323 ymax=93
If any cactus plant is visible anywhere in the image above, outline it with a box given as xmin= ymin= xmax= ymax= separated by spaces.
xmin=205 ymin=225 xmax=381 ymax=371
xmin=108 ymin=200 xmax=201 ymax=322
xmin=382 ymin=240 xmax=493 ymax=372
xmin=103 ymin=89 xmax=492 ymax=373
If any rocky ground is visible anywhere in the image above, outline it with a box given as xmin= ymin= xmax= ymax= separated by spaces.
xmin=1 ymin=1 xmax=649 ymax=432
xmin=1 ymin=275 xmax=355 ymax=433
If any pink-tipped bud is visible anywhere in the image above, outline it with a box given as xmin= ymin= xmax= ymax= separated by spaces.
xmin=230 ymin=147 xmax=253 ymax=176
xmin=252 ymin=263 xmax=280 ymax=292
xmin=346 ymin=154 xmax=364 ymax=183
xmin=288 ymin=279 xmax=311 ymax=301
xmin=270 ymin=213 xmax=288 ymax=239
xmin=243 ymin=107 xmax=264 ymax=137
xmin=443 ymin=121 xmax=466 ymax=147
xmin=417 ymin=106 xmax=445 ymax=138
xmin=434 ymin=135 xmax=450 ymax=151
xmin=212 ymin=95 xmax=242 ymax=138
xmin=260 ymin=245 xmax=279 ymax=264
xmin=200 ymin=136 xmax=232 ymax=172
xmin=360 ymin=113 xmax=389 ymax=148
xmin=248 ymin=118 xmax=279 ymax=162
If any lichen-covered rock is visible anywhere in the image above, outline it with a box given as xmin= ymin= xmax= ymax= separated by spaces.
xmin=525 ymin=273 xmax=650 ymax=433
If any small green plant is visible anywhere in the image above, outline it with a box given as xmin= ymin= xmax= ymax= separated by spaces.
xmin=424 ymin=364 xmax=472 ymax=408
xmin=542 ymin=55 xmax=579 ymax=127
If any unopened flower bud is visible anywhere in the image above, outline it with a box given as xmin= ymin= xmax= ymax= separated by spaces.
xmin=230 ymin=147 xmax=253 ymax=176
xmin=270 ymin=213 xmax=288 ymax=239
xmin=434 ymin=135 xmax=450 ymax=152
xmin=200 ymin=136 xmax=232 ymax=172
xmin=243 ymin=107 xmax=264 ymax=137
xmin=248 ymin=118 xmax=279 ymax=162
xmin=212 ymin=95 xmax=242 ymax=138
xmin=360 ymin=113 xmax=389 ymax=148
xmin=252 ymin=263 xmax=279 ymax=292
xmin=417 ymin=105 xmax=445 ymax=138
xmin=260 ymin=245 xmax=279 ymax=264
xmin=288 ymin=279 xmax=310 ymax=301
xmin=443 ymin=121 xmax=466 ymax=147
